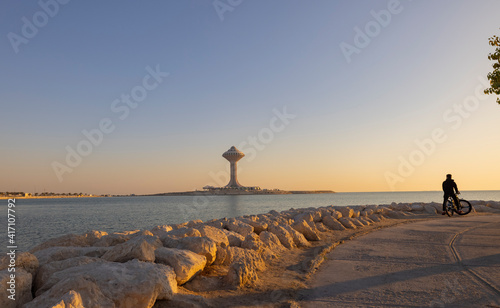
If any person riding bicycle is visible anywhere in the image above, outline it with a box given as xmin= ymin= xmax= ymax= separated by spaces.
xmin=442 ymin=174 xmax=461 ymax=215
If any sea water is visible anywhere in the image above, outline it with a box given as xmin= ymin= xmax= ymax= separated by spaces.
xmin=2 ymin=190 xmax=499 ymax=253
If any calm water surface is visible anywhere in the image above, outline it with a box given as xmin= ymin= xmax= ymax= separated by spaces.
xmin=2 ymin=190 xmax=499 ymax=253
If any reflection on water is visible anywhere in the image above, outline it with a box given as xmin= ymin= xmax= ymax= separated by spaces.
xmin=2 ymin=190 xmax=498 ymax=253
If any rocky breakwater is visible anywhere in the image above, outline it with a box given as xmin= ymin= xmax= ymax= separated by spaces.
xmin=1 ymin=200 xmax=499 ymax=307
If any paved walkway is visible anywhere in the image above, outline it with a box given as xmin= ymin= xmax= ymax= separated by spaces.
xmin=299 ymin=215 xmax=500 ymax=307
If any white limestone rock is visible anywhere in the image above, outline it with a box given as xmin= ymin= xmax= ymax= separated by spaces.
xmin=32 ymin=259 xmax=177 ymax=307
xmin=164 ymin=227 xmax=202 ymax=239
xmin=33 ymin=246 xmax=109 ymax=267
xmin=195 ymin=225 xmax=229 ymax=248
xmin=259 ymin=231 xmax=287 ymax=254
xmin=50 ymin=290 xmax=84 ymax=308
xmin=155 ymin=247 xmax=207 ymax=285
xmin=338 ymin=207 xmax=354 ymax=218
xmin=226 ymin=219 xmax=254 ymax=236
xmin=175 ymin=236 xmax=217 ymax=265
xmin=240 ymin=217 xmax=268 ymax=234
xmin=282 ymin=224 xmax=310 ymax=247
xmin=34 ymin=256 xmax=107 ymax=291
xmin=101 ymin=235 xmax=162 ymax=263
xmin=186 ymin=219 xmax=204 ymax=228
xmin=30 ymin=234 xmax=91 ymax=253
xmin=424 ymin=204 xmax=438 ymax=214
xmin=293 ymin=212 xmax=314 ymax=223
xmin=338 ymin=217 xmax=357 ymax=229
xmin=356 ymin=216 xmax=372 ymax=226
xmin=221 ymin=229 xmax=245 ymax=247
xmin=224 ymin=247 xmax=266 ymax=288
xmin=267 ymin=222 xmax=296 ymax=249
xmin=315 ymin=222 xmax=330 ymax=232
xmin=322 ymin=215 xmax=347 ymax=230
xmin=292 ymin=220 xmax=320 ymax=241
xmin=150 ymin=225 xmax=174 ymax=237
xmin=350 ymin=217 xmax=367 ymax=227
xmin=368 ymin=214 xmax=384 ymax=222
xmin=475 ymin=204 xmax=500 ymax=213
xmin=241 ymin=233 xmax=265 ymax=251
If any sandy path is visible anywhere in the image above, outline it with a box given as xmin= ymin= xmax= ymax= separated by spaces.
xmin=298 ymin=215 xmax=500 ymax=307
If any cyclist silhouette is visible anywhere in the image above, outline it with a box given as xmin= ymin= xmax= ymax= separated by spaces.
xmin=442 ymin=174 xmax=461 ymax=215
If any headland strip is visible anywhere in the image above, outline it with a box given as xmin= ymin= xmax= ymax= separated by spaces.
xmin=148 ymin=189 xmax=336 ymax=196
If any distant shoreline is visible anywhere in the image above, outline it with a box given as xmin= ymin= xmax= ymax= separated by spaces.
xmin=148 ymin=190 xmax=336 ymax=196
xmin=0 ymin=195 xmax=107 ymax=200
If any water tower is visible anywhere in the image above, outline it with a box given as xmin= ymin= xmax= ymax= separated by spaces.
xmin=222 ymin=146 xmax=245 ymax=188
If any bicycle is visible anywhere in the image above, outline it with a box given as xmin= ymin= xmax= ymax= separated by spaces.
xmin=445 ymin=193 xmax=472 ymax=217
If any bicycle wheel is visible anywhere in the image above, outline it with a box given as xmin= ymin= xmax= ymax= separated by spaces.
xmin=445 ymin=201 xmax=454 ymax=217
xmin=457 ymin=200 xmax=472 ymax=215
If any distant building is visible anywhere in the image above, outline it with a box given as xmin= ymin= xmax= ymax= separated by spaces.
xmin=222 ymin=146 xmax=245 ymax=188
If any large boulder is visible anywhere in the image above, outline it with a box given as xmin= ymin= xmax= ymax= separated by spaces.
xmin=30 ymin=231 xmax=109 ymax=253
xmin=268 ymin=223 xmax=295 ymax=249
xmin=486 ymin=201 xmax=500 ymax=210
xmin=241 ymin=233 xmax=266 ymax=251
xmin=0 ymin=269 xmax=32 ymax=308
xmin=221 ymin=229 xmax=245 ymax=247
xmin=338 ymin=207 xmax=354 ymax=218
xmin=155 ymin=247 xmax=207 ymax=285
xmin=31 ymin=259 xmax=177 ymax=307
xmin=213 ymin=244 xmax=229 ymax=265
xmin=360 ymin=208 xmax=374 ymax=217
xmin=390 ymin=203 xmax=412 ymax=212
xmin=291 ymin=220 xmax=320 ymax=241
xmin=322 ymin=215 xmax=346 ymax=231
xmin=293 ymin=212 xmax=314 ymax=223
xmin=101 ymin=235 xmax=162 ymax=263
xmin=350 ymin=217 xmax=366 ymax=227
xmin=195 ymin=225 xmax=229 ymax=247
xmin=34 ymin=256 xmax=107 ymax=291
xmin=409 ymin=203 xmax=425 ymax=212
xmin=358 ymin=216 xmax=374 ymax=225
xmin=282 ymin=224 xmax=310 ymax=247
xmin=30 ymin=234 xmax=90 ymax=253
xmin=163 ymin=227 xmax=202 ymax=239
xmin=424 ymin=204 xmax=438 ymax=214
xmin=226 ymin=219 xmax=254 ymax=236
xmin=50 ymin=290 xmax=84 ymax=308
xmin=240 ymin=217 xmax=268 ymax=234
xmin=176 ymin=236 xmax=217 ymax=265
xmin=150 ymin=225 xmax=174 ymax=237
xmin=474 ymin=205 xmax=500 ymax=213
xmin=330 ymin=210 xmax=342 ymax=220
xmin=259 ymin=231 xmax=287 ymax=254
xmin=92 ymin=233 xmax=130 ymax=247
xmin=338 ymin=217 xmax=357 ymax=229
xmin=186 ymin=219 xmax=203 ymax=228
xmin=0 ymin=251 xmax=39 ymax=276
xmin=33 ymin=246 xmax=109 ymax=267
xmin=315 ymin=222 xmax=330 ymax=232
xmin=368 ymin=214 xmax=385 ymax=222
xmin=385 ymin=209 xmax=409 ymax=219
xmin=224 ymin=247 xmax=266 ymax=288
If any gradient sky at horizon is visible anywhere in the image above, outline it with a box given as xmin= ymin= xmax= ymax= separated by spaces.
xmin=1 ymin=0 xmax=500 ymax=195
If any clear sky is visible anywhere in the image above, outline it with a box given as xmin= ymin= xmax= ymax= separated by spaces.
xmin=1 ymin=0 xmax=499 ymax=195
